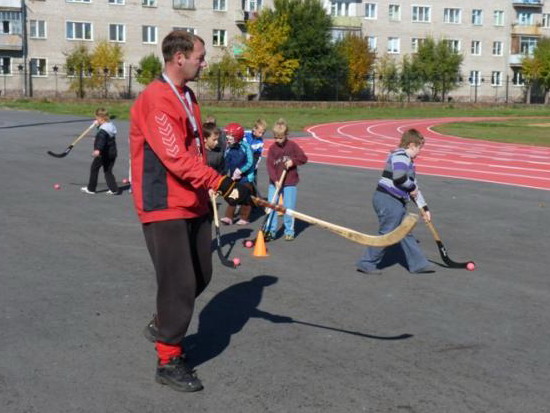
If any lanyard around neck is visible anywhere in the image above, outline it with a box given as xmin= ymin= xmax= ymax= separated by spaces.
xmin=162 ymin=72 xmax=202 ymax=157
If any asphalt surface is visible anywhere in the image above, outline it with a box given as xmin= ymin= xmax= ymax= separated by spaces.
xmin=1 ymin=109 xmax=549 ymax=413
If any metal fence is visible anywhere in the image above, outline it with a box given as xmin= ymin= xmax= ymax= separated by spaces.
xmin=0 ymin=64 xmax=533 ymax=104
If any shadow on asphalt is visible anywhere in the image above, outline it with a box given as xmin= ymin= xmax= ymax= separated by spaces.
xmin=184 ymin=275 xmax=412 ymax=368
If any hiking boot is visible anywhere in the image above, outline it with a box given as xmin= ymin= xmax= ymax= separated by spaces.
xmin=81 ymin=187 xmax=95 ymax=194
xmin=156 ymin=356 xmax=203 ymax=392
xmin=143 ymin=315 xmax=158 ymax=343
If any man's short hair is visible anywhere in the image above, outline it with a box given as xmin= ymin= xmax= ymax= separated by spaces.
xmin=399 ymin=129 xmax=425 ymax=148
xmin=162 ymin=30 xmax=205 ymax=62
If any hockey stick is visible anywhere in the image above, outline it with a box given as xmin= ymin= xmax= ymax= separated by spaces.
xmin=211 ymin=194 xmax=237 ymax=269
xmin=418 ymin=209 xmax=475 ymax=269
xmin=47 ymin=121 xmax=97 ymax=158
xmin=252 ymin=197 xmax=418 ymax=247
xmin=261 ymin=169 xmax=288 ymax=233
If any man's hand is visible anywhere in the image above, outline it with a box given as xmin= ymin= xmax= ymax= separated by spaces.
xmin=217 ymin=176 xmax=254 ymax=206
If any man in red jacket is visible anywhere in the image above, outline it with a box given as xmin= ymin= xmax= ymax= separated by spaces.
xmin=129 ymin=30 xmax=251 ymax=393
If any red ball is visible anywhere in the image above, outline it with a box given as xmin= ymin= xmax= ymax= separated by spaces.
xmin=53 ymin=184 xmax=61 ymax=190
xmin=233 ymin=257 xmax=241 ymax=266
xmin=245 ymin=240 xmax=254 ymax=248
xmin=466 ymin=262 xmax=476 ymax=271
xmin=122 ymin=178 xmax=129 ymax=184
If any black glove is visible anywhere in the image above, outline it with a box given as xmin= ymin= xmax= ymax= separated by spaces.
xmin=217 ymin=176 xmax=253 ymax=206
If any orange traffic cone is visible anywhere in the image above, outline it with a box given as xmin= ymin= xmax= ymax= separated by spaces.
xmin=277 ymin=194 xmax=284 ymax=216
xmin=253 ymin=231 xmax=269 ymax=257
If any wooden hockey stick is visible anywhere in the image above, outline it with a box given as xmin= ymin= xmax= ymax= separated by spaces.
xmin=252 ymin=197 xmax=418 ymax=247
xmin=47 ymin=121 xmax=97 ymax=158
xmin=261 ymin=169 xmax=288 ymax=232
xmin=418 ymin=208 xmax=474 ymax=269
xmin=211 ymin=194 xmax=237 ymax=269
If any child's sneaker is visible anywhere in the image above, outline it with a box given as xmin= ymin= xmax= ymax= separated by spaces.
xmin=284 ymin=234 xmax=295 ymax=241
xmin=220 ymin=217 xmax=232 ymax=225
xmin=235 ymin=219 xmax=249 ymax=226
xmin=106 ymin=190 xmax=119 ymax=195
xmin=263 ymin=232 xmax=275 ymax=242
xmin=81 ymin=187 xmax=95 ymax=194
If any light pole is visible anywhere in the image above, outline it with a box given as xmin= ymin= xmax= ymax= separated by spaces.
xmin=53 ymin=65 xmax=59 ymax=98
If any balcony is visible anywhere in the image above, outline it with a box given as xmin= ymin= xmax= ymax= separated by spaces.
xmin=509 ymin=54 xmax=525 ymax=65
xmin=331 ymin=16 xmax=362 ymax=29
xmin=512 ymin=0 xmax=543 ymax=8
xmin=235 ymin=10 xmax=258 ymax=28
xmin=0 ymin=33 xmax=23 ymax=51
xmin=511 ymin=23 xmax=542 ymax=36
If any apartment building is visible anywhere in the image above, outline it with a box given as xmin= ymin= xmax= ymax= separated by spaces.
xmin=0 ymin=0 xmax=269 ymax=97
xmin=1 ymin=0 xmax=549 ymax=101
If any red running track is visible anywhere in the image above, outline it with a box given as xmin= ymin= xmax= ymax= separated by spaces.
xmin=265 ymin=117 xmax=550 ymax=191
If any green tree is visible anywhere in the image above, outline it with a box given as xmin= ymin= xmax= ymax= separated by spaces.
xmin=203 ymin=50 xmax=247 ymax=100
xmin=267 ymin=0 xmax=340 ymax=100
xmin=137 ymin=53 xmax=163 ymax=86
xmin=64 ymin=44 xmax=92 ymax=98
xmin=242 ymin=11 xmax=299 ymax=89
xmin=521 ymin=37 xmax=550 ymax=104
xmin=89 ymin=40 xmax=124 ymax=97
xmin=399 ymin=55 xmax=423 ymax=102
xmin=375 ymin=54 xmax=400 ymax=101
xmin=337 ymin=34 xmax=375 ymax=100
xmin=411 ymin=37 xmax=463 ymax=101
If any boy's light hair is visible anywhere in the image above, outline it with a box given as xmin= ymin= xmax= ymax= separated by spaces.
xmin=399 ymin=128 xmax=424 ymax=148
xmin=95 ymin=107 xmax=110 ymax=121
xmin=272 ymin=118 xmax=289 ymax=138
xmin=254 ymin=118 xmax=267 ymax=130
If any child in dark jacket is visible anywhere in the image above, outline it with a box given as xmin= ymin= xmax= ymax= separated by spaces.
xmin=221 ymin=122 xmax=254 ymax=225
xmin=264 ymin=118 xmax=308 ymax=241
xmin=202 ymin=122 xmax=225 ymax=174
xmin=81 ymin=107 xmax=119 ymax=195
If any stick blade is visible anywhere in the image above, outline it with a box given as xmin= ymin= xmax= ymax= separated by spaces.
xmin=47 ymin=150 xmax=68 ymax=158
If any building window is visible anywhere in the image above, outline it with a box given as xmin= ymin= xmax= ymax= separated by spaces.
xmin=411 ymin=37 xmax=425 ymax=53
xmin=367 ymin=36 xmax=377 ymax=52
xmin=30 ymin=58 xmax=47 ymax=76
xmin=213 ymin=29 xmax=226 ymax=46
xmin=173 ymin=27 xmax=196 ymax=34
xmin=0 ymin=57 xmax=11 ymax=75
xmin=364 ymin=3 xmax=377 ymax=19
xmin=331 ymin=1 xmax=350 ymax=16
xmin=471 ymin=41 xmax=481 ymax=55
xmin=469 ymin=70 xmax=481 ymax=86
xmin=66 ymin=21 xmax=93 ymax=40
xmin=116 ymin=62 xmax=126 ymax=79
xmin=492 ymin=41 xmax=503 ymax=56
xmin=517 ymin=12 xmax=533 ymax=26
xmin=493 ymin=10 xmax=504 ymax=26
xmin=444 ymin=8 xmax=461 ymax=24
xmin=142 ymin=25 xmax=157 ymax=43
xmin=66 ymin=0 xmax=91 ymax=3
xmin=543 ymin=13 xmax=550 ymax=28
xmin=412 ymin=6 xmax=431 ymax=23
xmin=173 ymin=0 xmax=195 ymax=10
xmin=472 ymin=9 xmax=483 ymax=25
xmin=109 ymin=24 xmax=125 ymax=42
xmin=387 ymin=37 xmax=400 ymax=54
xmin=142 ymin=0 xmax=157 ymax=6
xmin=512 ymin=68 xmax=524 ymax=86
xmin=108 ymin=0 xmax=125 ymax=4
xmin=30 ymin=20 xmax=47 ymax=39
xmin=520 ymin=37 xmax=538 ymax=55
xmin=389 ymin=4 xmax=400 ymax=21
xmin=491 ymin=71 xmax=502 ymax=86
xmin=0 ymin=11 xmax=22 ymax=34
xmin=446 ymin=39 xmax=460 ymax=53
xmin=243 ymin=0 xmax=262 ymax=12
xmin=213 ymin=0 xmax=226 ymax=11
